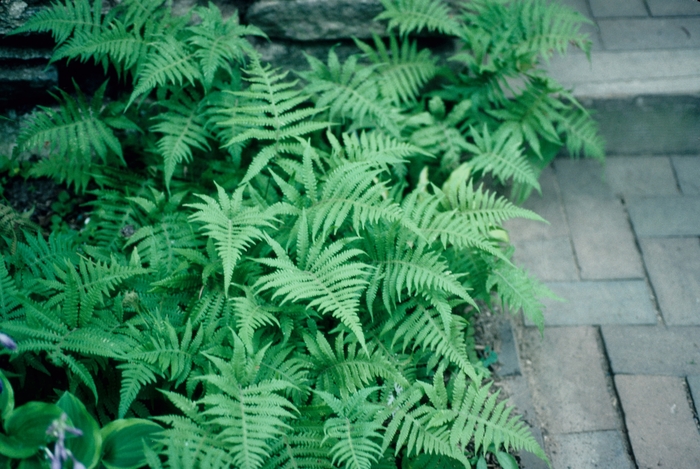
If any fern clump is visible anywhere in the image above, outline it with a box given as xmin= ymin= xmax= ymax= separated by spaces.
xmin=1 ymin=0 xmax=604 ymax=467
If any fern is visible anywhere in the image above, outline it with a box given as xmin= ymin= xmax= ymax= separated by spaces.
xmin=355 ymin=34 xmax=438 ymax=105
xmin=255 ymin=232 xmax=371 ymax=349
xmin=486 ymin=258 xmax=557 ymax=331
xmin=15 ymin=82 xmax=125 ymax=192
xmin=10 ymin=0 xmax=101 ymax=45
xmin=301 ymin=50 xmax=401 ymax=136
xmin=466 ymin=125 xmax=540 ymax=191
xmin=216 ymin=59 xmax=329 ymax=184
xmin=376 ymin=0 xmax=462 ymax=37
xmin=151 ymin=90 xmax=212 ymax=190
xmin=187 ymin=183 xmax=277 ymax=294
xmin=317 ymin=387 xmax=384 ymax=469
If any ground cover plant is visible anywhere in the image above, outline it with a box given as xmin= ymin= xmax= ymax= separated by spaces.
xmin=0 ymin=0 xmax=603 ymax=467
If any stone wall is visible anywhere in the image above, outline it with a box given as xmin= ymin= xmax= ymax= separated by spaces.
xmin=0 ymin=0 xmax=407 ymax=109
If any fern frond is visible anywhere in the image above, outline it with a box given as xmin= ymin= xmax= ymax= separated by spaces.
xmin=301 ymin=51 xmax=401 ymax=136
xmin=151 ymin=90 xmax=211 ymax=189
xmin=317 ymin=388 xmax=384 ymax=469
xmin=16 ymin=82 xmax=124 ymax=192
xmin=355 ymin=34 xmax=438 ymax=105
xmin=376 ymin=0 xmax=462 ymax=37
xmin=557 ymin=107 xmax=605 ymax=160
xmin=230 ymin=291 xmax=280 ymax=350
xmin=10 ymin=0 xmax=100 ymax=45
xmin=440 ymin=168 xmax=545 ymax=234
xmin=466 ymin=125 xmax=540 ymax=191
xmin=486 ymin=259 xmax=556 ymax=331
xmin=304 ymin=331 xmax=406 ymax=396
xmin=118 ymin=361 xmax=160 ymax=418
xmin=255 ymin=234 xmax=371 ymax=349
xmin=52 ymin=20 xmax=148 ymax=72
xmin=187 ymin=183 xmax=277 ymax=294
xmin=50 ymin=255 xmax=148 ymax=328
xmin=262 ymin=427 xmax=334 ymax=469
xmin=188 ymin=4 xmax=265 ymax=89
xmin=386 ymin=301 xmax=477 ymax=380
xmin=310 ymin=160 xmax=404 ymax=237
xmin=129 ymin=35 xmax=201 ymax=106
xmin=0 ymin=258 xmax=22 ymax=321
xmin=197 ymin=351 xmax=298 ymax=469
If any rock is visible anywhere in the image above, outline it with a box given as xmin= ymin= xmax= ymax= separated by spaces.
xmin=0 ymin=62 xmax=57 ymax=105
xmin=245 ymin=0 xmax=386 ymax=41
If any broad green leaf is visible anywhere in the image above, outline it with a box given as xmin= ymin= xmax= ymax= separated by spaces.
xmin=57 ymin=392 xmax=102 ymax=469
xmin=0 ymin=402 xmax=63 ymax=458
xmin=0 ymin=371 xmax=14 ymax=421
xmin=100 ymin=419 xmax=162 ymax=469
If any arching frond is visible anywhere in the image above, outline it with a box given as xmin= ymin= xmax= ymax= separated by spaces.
xmin=151 ymin=90 xmax=211 ymax=189
xmin=355 ymin=34 xmax=438 ymax=105
xmin=301 ymin=50 xmax=401 ymax=136
xmin=255 ymin=233 xmax=371 ymax=349
xmin=466 ymin=125 xmax=540 ymax=191
xmin=16 ymin=82 xmax=124 ymax=192
xmin=187 ymin=183 xmax=277 ymax=294
xmin=10 ymin=0 xmax=101 ymax=45
xmin=375 ymin=0 xmax=462 ymax=37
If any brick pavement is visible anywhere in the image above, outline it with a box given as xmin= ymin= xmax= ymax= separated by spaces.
xmin=500 ymin=154 xmax=700 ymax=468
xmin=491 ymin=3 xmax=700 ymax=467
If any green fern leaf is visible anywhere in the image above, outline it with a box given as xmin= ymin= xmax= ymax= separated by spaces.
xmin=317 ymin=388 xmax=384 ymax=469
xmin=187 ymin=4 xmax=265 ymax=89
xmin=375 ymin=0 xmax=462 ymax=37
xmin=129 ymin=35 xmax=201 ymax=106
xmin=466 ymin=125 xmax=540 ymax=191
xmin=255 ymin=234 xmax=371 ymax=349
xmin=355 ymin=34 xmax=438 ymax=105
xmin=16 ymin=82 xmax=124 ymax=192
xmin=10 ymin=0 xmax=100 ymax=45
xmin=151 ymin=90 xmax=211 ymax=189
xmin=301 ymin=50 xmax=401 ymax=136
xmin=486 ymin=259 xmax=557 ymax=331
xmin=187 ymin=183 xmax=277 ymax=294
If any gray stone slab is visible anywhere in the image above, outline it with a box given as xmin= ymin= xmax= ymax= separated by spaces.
xmin=588 ymin=0 xmax=647 ymax=18
xmin=497 ymin=320 xmax=520 ymax=376
xmin=640 ymin=238 xmax=700 ymax=325
xmin=505 ymin=166 xmax=570 ymax=241
xmin=547 ymin=50 xmax=700 ymax=99
xmin=688 ymin=375 xmax=700 ymax=420
xmin=602 ymin=326 xmax=700 ymax=375
xmin=598 ymin=18 xmax=700 ymax=51
xmin=511 ymin=237 xmax=579 ymax=282
xmin=604 ymin=156 xmax=679 ymax=198
xmin=615 ymin=375 xmax=700 ymax=469
xmin=672 ymin=156 xmax=700 ymax=195
xmin=628 ymin=196 xmax=700 ymax=237
xmin=647 ymin=0 xmax=700 ymax=16
xmin=555 ymin=160 xmax=644 ymax=280
xmin=500 ymin=376 xmax=548 ymax=469
xmin=519 ymin=327 xmax=620 ymax=434
xmin=548 ymin=431 xmax=635 ymax=469
xmin=534 ymin=281 xmax=656 ymax=326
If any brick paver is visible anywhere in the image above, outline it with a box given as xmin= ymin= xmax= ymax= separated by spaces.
xmin=672 ymin=156 xmax=700 ymax=195
xmin=547 ymin=431 xmax=635 ymax=469
xmin=555 ymin=160 xmax=644 ymax=279
xmin=615 ymin=375 xmax=700 ymax=469
xmin=604 ymin=156 xmax=678 ymax=197
xmin=588 ymin=0 xmax=646 ymax=18
xmin=687 ymin=375 xmax=700 ymax=418
xmin=628 ymin=196 xmax=700 ymax=236
xmin=646 ymin=0 xmax=700 ymax=16
xmin=519 ymin=327 xmax=620 ymax=434
xmin=602 ymin=326 xmax=700 ymax=376
xmin=536 ymin=281 xmax=656 ymax=326
xmin=640 ymin=237 xmax=700 ymax=325
xmin=598 ymin=18 xmax=700 ymax=51
xmin=511 ymin=238 xmax=579 ymax=282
